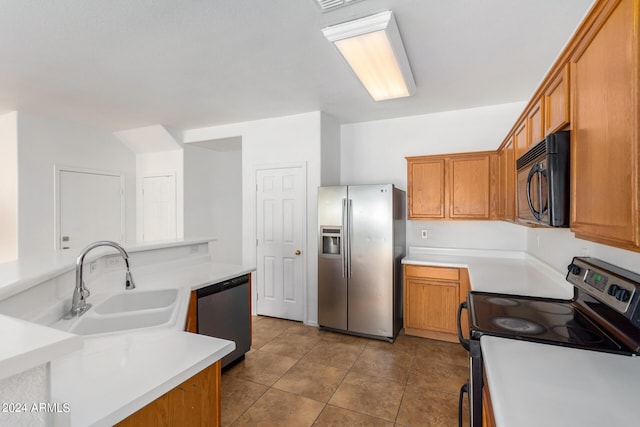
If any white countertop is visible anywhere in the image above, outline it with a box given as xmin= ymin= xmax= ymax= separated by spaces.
xmin=0 ymin=315 xmax=82 ymax=380
xmin=51 ymin=330 xmax=234 ymax=427
xmin=402 ymin=247 xmax=574 ymax=299
xmin=0 ymin=243 xmax=254 ymax=426
xmin=482 ymin=335 xmax=640 ymax=427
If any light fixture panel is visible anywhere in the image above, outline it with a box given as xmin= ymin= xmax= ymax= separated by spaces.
xmin=322 ymin=11 xmax=415 ymax=101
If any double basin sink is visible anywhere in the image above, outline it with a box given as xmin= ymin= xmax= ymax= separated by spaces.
xmin=53 ymin=288 xmax=182 ymax=336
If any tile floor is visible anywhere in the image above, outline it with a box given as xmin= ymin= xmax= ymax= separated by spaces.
xmin=221 ymin=316 xmax=470 ymax=426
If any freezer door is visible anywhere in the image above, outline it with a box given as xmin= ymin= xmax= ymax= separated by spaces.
xmin=347 ymin=184 xmax=394 ymax=337
xmin=318 ymin=186 xmax=348 ymax=330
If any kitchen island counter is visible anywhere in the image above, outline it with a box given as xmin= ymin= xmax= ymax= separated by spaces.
xmin=481 ymin=335 xmax=640 ymax=427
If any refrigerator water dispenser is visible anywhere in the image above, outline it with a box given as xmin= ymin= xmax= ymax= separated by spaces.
xmin=321 ymin=227 xmax=341 ymax=255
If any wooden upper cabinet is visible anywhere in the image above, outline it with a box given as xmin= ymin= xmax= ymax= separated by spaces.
xmin=407 ymin=152 xmax=497 ymax=220
xmin=527 ymin=98 xmax=545 ymax=147
xmin=544 ymin=63 xmax=570 ymax=135
xmin=449 ymin=154 xmax=494 ymax=219
xmin=513 ymin=119 xmax=528 ymax=161
xmin=498 ymin=137 xmax=516 ymax=222
xmin=570 ymin=0 xmax=640 ymax=251
xmin=407 ymin=158 xmax=446 ymax=219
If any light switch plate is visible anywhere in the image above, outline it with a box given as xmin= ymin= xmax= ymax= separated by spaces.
xmin=421 ymin=229 xmax=428 ymax=239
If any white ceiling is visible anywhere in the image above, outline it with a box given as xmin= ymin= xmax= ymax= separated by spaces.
xmin=0 ymin=0 xmax=595 ymax=132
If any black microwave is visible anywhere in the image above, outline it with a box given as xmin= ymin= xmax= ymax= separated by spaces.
xmin=516 ymin=131 xmax=570 ymax=227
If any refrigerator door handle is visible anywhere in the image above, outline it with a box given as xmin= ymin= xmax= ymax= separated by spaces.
xmin=347 ymin=198 xmax=352 ymax=278
xmin=341 ymin=198 xmax=347 ymax=278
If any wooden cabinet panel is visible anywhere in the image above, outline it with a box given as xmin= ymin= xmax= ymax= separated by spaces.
xmin=449 ymin=155 xmax=493 ymax=219
xmin=544 ymin=64 xmax=570 ymax=134
xmin=185 ymin=290 xmax=198 ymax=333
xmin=406 ymin=152 xmax=497 ymax=220
xmin=405 ymin=265 xmax=459 ymax=281
xmin=504 ymin=139 xmax=516 ymax=221
xmin=116 ymin=361 xmax=221 ymax=427
xmin=405 ymin=278 xmax=458 ymax=334
xmin=403 ymin=265 xmax=470 ymax=342
xmin=407 ymin=158 xmax=445 ymax=218
xmin=570 ymin=0 xmax=639 ymax=250
xmin=513 ymin=119 xmax=528 ymax=161
xmin=527 ymin=98 xmax=545 ymax=147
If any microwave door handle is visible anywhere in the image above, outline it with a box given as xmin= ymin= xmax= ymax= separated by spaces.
xmin=539 ymin=167 xmax=549 ymax=217
xmin=526 ymin=164 xmax=541 ymax=218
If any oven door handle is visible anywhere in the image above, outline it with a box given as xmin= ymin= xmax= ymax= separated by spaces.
xmin=458 ymin=383 xmax=469 ymax=427
xmin=457 ymin=301 xmax=470 ymax=352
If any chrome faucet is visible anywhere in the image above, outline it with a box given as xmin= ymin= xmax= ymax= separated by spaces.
xmin=68 ymin=240 xmax=136 ymax=318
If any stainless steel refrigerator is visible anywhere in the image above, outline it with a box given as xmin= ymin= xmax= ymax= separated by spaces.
xmin=318 ymin=184 xmax=406 ymax=342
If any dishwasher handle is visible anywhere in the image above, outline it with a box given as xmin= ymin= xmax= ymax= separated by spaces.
xmin=196 ymin=274 xmax=249 ymax=298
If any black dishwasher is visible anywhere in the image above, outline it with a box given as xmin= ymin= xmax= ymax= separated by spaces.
xmin=196 ymin=274 xmax=251 ymax=368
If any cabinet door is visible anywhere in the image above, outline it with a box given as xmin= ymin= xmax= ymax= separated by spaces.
xmin=405 ymin=278 xmax=459 ymax=334
xmin=544 ymin=63 xmax=570 ymax=135
xmin=527 ymin=98 xmax=545 ymax=147
xmin=570 ymin=0 xmax=639 ymax=250
xmin=504 ymin=139 xmax=516 ymax=221
xmin=513 ymin=119 xmax=528 ymax=161
xmin=407 ymin=158 xmax=446 ymax=219
xmin=449 ymin=155 xmax=493 ymax=219
xmin=498 ymin=138 xmax=516 ymax=222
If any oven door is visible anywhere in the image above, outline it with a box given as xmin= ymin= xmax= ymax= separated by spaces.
xmin=517 ymin=157 xmax=549 ymax=225
xmin=457 ymin=301 xmax=483 ymax=427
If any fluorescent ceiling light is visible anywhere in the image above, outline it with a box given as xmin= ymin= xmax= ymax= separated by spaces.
xmin=322 ymin=11 xmax=416 ymax=101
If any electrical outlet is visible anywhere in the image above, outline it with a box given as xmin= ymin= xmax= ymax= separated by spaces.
xmin=421 ymin=229 xmax=428 ymax=239
xmin=106 ymin=256 xmax=122 ymax=268
xmin=89 ymin=261 xmax=97 ymax=273
xmin=189 ymin=245 xmax=199 ymax=254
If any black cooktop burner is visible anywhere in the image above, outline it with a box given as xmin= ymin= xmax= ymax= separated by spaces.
xmin=491 ymin=316 xmax=547 ymax=334
xmin=468 ymin=291 xmax=625 ymax=353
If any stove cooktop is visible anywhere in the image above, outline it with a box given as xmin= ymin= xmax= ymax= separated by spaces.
xmin=468 ymin=292 xmax=628 ymax=354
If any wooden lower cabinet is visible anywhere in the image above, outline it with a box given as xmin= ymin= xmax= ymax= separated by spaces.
xmin=482 ymin=372 xmax=496 ymax=427
xmin=115 ymin=361 xmax=221 ymax=427
xmin=403 ymin=265 xmax=470 ymax=342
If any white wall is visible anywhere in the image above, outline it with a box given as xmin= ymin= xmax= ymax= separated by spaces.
xmin=320 ymin=112 xmax=341 ymax=186
xmin=183 ymin=145 xmax=217 ymax=239
xmin=0 ymin=112 xmax=18 ymax=262
xmin=527 ymin=228 xmax=640 ymax=274
xmin=183 ymin=111 xmax=323 ymax=325
xmin=16 ymin=112 xmax=136 ymax=258
xmin=341 ymin=101 xmax=528 ymax=251
xmin=208 ymin=149 xmax=242 ymax=264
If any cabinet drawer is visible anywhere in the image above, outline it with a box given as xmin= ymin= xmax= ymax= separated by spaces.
xmin=404 ymin=265 xmax=460 ymax=281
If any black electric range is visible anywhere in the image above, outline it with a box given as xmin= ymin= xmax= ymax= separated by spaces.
xmin=457 ymin=257 xmax=640 ymax=427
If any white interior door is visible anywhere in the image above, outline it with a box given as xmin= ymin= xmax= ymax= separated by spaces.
xmin=256 ymin=166 xmax=306 ymax=321
xmin=142 ymin=174 xmax=177 ymax=242
xmin=58 ymin=168 xmax=123 ymax=251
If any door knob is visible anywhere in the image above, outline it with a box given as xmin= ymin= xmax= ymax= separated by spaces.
xmin=295 ymin=250 xmax=301 ymax=255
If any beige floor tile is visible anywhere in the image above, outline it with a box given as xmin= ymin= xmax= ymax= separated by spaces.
xmin=259 ymin=332 xmax=321 ymax=359
xmin=232 ymin=388 xmax=325 ymax=427
xmin=359 ymin=346 xmax=415 ymax=368
xmin=318 ymin=330 xmax=370 ymax=346
xmin=227 ymin=349 xmax=298 ymax=386
xmin=283 ymin=323 xmax=323 ymax=338
xmin=409 ymin=359 xmax=468 ymax=396
xmin=220 ymin=375 xmax=268 ymax=426
xmin=301 ymin=339 xmax=365 ymax=370
xmin=313 ymin=405 xmax=394 ymax=427
xmin=414 ymin=339 xmax=469 ymax=369
xmin=396 ymin=384 xmax=462 ymax=427
xmin=328 ymin=371 xmax=404 ymax=422
xmin=273 ymin=360 xmax=347 ymax=402
xmin=350 ymin=352 xmax=410 ymax=384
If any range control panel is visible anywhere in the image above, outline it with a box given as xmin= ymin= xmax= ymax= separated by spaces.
xmin=567 ymin=257 xmax=640 ymax=318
